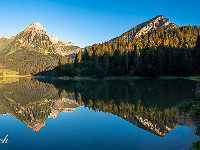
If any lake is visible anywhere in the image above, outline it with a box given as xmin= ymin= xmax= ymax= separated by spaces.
xmin=0 ymin=77 xmax=199 ymax=150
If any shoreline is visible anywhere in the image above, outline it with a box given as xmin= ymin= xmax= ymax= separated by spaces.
xmin=0 ymin=75 xmax=200 ymax=81
xmin=52 ymin=75 xmax=200 ymax=81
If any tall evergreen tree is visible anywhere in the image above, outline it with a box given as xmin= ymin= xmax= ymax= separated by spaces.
xmin=58 ymin=56 xmax=64 ymax=67
xmin=68 ymin=56 xmax=73 ymax=64
xmin=103 ymin=52 xmax=109 ymax=74
xmin=75 ymin=51 xmax=82 ymax=63
xmin=193 ymin=36 xmax=200 ymax=75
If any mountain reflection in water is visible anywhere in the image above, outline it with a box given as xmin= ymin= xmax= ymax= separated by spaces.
xmin=0 ymin=78 xmax=197 ymax=137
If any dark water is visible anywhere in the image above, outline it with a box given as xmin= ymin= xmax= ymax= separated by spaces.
xmin=0 ymin=78 xmax=199 ymax=150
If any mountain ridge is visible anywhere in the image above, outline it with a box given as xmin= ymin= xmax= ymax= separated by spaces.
xmin=0 ymin=22 xmax=81 ymax=56
xmin=111 ymin=15 xmax=178 ymax=41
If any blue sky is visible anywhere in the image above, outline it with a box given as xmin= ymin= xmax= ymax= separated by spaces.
xmin=0 ymin=0 xmax=199 ymax=47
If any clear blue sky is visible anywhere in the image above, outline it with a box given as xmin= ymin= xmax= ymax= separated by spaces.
xmin=0 ymin=0 xmax=199 ymax=48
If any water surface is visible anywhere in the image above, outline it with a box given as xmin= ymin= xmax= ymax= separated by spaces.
xmin=0 ymin=78 xmax=199 ymax=150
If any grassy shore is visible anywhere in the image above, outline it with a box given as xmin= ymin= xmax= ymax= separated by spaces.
xmin=0 ymin=69 xmax=32 ymax=77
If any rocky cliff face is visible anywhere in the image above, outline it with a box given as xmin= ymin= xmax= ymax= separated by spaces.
xmin=53 ymin=41 xmax=82 ymax=56
xmin=111 ymin=15 xmax=178 ymax=41
xmin=49 ymin=35 xmax=76 ymax=46
xmin=123 ymin=115 xmax=173 ymax=137
xmin=134 ymin=15 xmax=170 ymax=38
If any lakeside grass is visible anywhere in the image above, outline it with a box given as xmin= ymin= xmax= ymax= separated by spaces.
xmin=0 ymin=69 xmax=31 ymax=77
xmin=0 ymin=69 xmax=32 ymax=78
xmin=0 ymin=75 xmax=32 ymax=77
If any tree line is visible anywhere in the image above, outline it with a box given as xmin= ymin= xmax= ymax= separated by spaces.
xmin=54 ymin=25 xmax=200 ymax=77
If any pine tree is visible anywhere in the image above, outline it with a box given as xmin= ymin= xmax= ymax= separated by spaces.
xmin=193 ymin=36 xmax=200 ymax=75
xmin=103 ymin=52 xmax=109 ymax=74
xmin=124 ymin=50 xmax=128 ymax=73
xmin=134 ymin=47 xmax=140 ymax=74
xmin=68 ymin=56 xmax=73 ymax=64
xmin=75 ymin=51 xmax=82 ymax=63
xmin=54 ymin=56 xmax=64 ymax=77
xmin=58 ymin=56 xmax=64 ymax=67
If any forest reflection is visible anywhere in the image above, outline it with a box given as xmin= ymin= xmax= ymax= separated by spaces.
xmin=0 ymin=78 xmax=197 ymax=136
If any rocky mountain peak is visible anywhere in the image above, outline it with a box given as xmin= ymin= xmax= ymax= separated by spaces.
xmin=4 ymin=22 xmax=81 ymax=55
xmin=134 ymin=15 xmax=170 ymax=38
xmin=25 ymin=22 xmax=46 ymax=33
xmin=111 ymin=15 xmax=177 ymax=41
xmin=148 ymin=15 xmax=170 ymax=27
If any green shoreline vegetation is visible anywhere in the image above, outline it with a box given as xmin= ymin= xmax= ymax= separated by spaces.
xmin=177 ymin=84 xmax=200 ymax=150
xmin=179 ymin=101 xmax=200 ymax=150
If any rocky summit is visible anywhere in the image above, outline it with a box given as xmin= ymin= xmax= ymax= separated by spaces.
xmin=25 ymin=22 xmax=46 ymax=34
xmin=111 ymin=15 xmax=178 ymax=41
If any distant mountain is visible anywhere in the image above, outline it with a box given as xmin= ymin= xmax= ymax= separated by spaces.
xmin=0 ymin=22 xmax=81 ymax=56
xmin=111 ymin=15 xmax=178 ymax=41
xmin=0 ymin=22 xmax=82 ymax=75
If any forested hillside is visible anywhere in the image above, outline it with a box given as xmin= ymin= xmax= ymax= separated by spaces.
xmin=0 ymin=49 xmax=62 ymax=75
xmin=55 ymin=25 xmax=200 ymax=77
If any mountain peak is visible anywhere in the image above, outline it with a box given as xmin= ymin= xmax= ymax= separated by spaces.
xmin=153 ymin=15 xmax=165 ymax=19
xmin=133 ymin=15 xmax=170 ymax=38
xmin=111 ymin=15 xmax=177 ymax=41
xmin=25 ymin=22 xmax=46 ymax=33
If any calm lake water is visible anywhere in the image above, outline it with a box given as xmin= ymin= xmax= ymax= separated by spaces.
xmin=0 ymin=77 xmax=199 ymax=150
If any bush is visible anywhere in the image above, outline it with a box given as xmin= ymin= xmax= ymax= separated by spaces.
xmin=192 ymin=141 xmax=200 ymax=150
xmin=177 ymin=101 xmax=194 ymax=112
xmin=190 ymin=103 xmax=200 ymax=116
